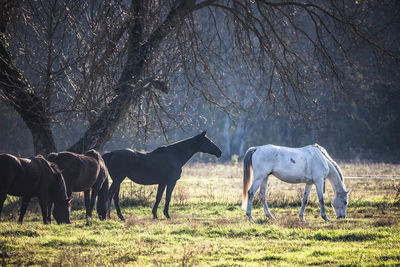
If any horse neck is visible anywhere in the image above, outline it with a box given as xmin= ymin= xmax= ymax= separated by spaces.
xmin=168 ymin=137 xmax=199 ymax=167
xmin=327 ymin=162 xmax=346 ymax=195
xmin=52 ymin=175 xmax=67 ymax=202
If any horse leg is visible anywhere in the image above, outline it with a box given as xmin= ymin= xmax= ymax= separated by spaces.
xmin=152 ymin=183 xmax=166 ymax=219
xmin=163 ymin=182 xmax=176 ymax=219
xmin=84 ymin=189 xmax=91 ymax=218
xmin=107 ymin=178 xmax=122 ymax=215
xmin=246 ymin=173 xmax=264 ymax=220
xmin=46 ymin=201 xmax=52 ymax=224
xmin=88 ymin=181 xmax=102 ymax=219
xmin=259 ymin=177 xmax=275 ymax=220
xmin=18 ymin=196 xmax=31 ymax=224
xmin=0 ymin=192 xmax=7 ymax=220
xmin=38 ymin=197 xmax=49 ymax=224
xmin=315 ymin=179 xmax=330 ymax=222
xmin=299 ymin=184 xmax=312 ymax=222
xmin=111 ymin=185 xmax=126 ymax=220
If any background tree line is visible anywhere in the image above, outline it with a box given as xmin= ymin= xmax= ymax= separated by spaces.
xmin=1 ymin=0 xmax=399 ymax=162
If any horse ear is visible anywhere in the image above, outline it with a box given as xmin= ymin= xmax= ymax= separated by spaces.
xmin=202 ymin=130 xmax=207 ymax=136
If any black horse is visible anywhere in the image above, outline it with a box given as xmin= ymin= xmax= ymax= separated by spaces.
xmin=103 ymin=131 xmax=222 ymax=220
xmin=46 ymin=150 xmax=109 ymax=220
xmin=0 ymin=154 xmax=71 ymax=224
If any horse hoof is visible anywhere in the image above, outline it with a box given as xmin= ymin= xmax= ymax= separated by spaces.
xmin=163 ymin=210 xmax=170 ymax=219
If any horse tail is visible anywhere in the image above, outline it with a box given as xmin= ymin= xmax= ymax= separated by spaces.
xmin=102 ymin=152 xmax=112 ymax=167
xmin=242 ymin=147 xmax=257 ymax=210
xmin=314 ymin=144 xmax=344 ymax=182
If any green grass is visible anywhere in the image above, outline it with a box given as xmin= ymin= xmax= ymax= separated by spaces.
xmin=1 ymin=162 xmax=399 ymax=266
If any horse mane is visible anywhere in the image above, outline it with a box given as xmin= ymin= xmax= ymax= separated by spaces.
xmin=313 ymin=144 xmax=344 ymax=182
xmin=145 ymin=132 xmax=207 ymax=155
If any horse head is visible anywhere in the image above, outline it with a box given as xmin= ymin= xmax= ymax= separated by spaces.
xmin=47 ymin=162 xmax=72 ymax=224
xmin=196 ymin=130 xmax=222 ymax=158
xmin=331 ymin=189 xmax=350 ymax=219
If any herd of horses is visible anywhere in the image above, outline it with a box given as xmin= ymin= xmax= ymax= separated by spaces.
xmin=0 ymin=131 xmax=349 ymax=225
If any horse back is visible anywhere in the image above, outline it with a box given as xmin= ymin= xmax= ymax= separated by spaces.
xmin=5 ymin=155 xmax=49 ymax=196
xmin=47 ymin=152 xmax=80 ymax=186
xmin=0 ymin=154 xmax=21 ymax=175
xmin=252 ymin=145 xmax=312 ymax=183
xmin=48 ymin=151 xmax=99 ymax=192
xmin=104 ymin=149 xmax=177 ymax=185
xmin=0 ymin=154 xmax=25 ymax=195
xmin=140 ymin=148 xmax=183 ymax=184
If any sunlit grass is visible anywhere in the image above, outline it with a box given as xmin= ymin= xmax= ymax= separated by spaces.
xmin=1 ymin=162 xmax=399 ymax=266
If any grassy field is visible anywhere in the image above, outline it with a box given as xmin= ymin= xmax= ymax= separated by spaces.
xmin=1 ymin=162 xmax=399 ymax=266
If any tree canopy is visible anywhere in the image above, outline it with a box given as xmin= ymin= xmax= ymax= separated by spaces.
xmin=1 ymin=0 xmax=399 ymax=159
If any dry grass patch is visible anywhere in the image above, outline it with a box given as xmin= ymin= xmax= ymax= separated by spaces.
xmin=1 ymin=162 xmax=400 ymax=266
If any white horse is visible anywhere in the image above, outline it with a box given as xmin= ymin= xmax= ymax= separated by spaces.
xmin=242 ymin=144 xmax=350 ymax=222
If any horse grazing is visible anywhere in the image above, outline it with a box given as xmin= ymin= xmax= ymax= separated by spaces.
xmin=47 ymin=150 xmax=109 ymax=220
xmin=0 ymin=154 xmax=71 ymax=224
xmin=242 ymin=144 xmax=350 ymax=222
xmin=103 ymin=131 xmax=222 ymax=220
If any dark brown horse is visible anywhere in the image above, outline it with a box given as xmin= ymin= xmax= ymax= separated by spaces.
xmin=47 ymin=149 xmax=109 ymax=220
xmin=103 ymin=131 xmax=222 ymax=220
xmin=0 ymin=154 xmax=71 ymax=224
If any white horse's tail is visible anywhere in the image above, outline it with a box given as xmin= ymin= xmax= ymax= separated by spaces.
xmin=314 ymin=144 xmax=344 ymax=182
xmin=242 ymin=147 xmax=257 ymax=210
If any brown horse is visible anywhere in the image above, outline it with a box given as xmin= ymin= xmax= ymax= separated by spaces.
xmin=0 ymin=154 xmax=71 ymax=224
xmin=47 ymin=150 xmax=109 ymax=220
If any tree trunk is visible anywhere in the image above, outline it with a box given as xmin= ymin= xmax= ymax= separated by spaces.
xmin=68 ymin=0 xmax=194 ymax=153
xmin=221 ymin=114 xmax=232 ymax=160
xmin=1 ymin=1 xmax=194 ymax=155
xmin=221 ymin=114 xmax=255 ymax=161
xmin=0 ymin=33 xmax=57 ymax=155
xmin=230 ymin=119 xmax=248 ymax=158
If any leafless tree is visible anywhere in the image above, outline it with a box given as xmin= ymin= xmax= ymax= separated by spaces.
xmin=1 ymin=0 xmax=397 ymax=154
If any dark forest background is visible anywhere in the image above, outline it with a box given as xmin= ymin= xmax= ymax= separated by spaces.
xmin=1 ymin=1 xmax=399 ymax=162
